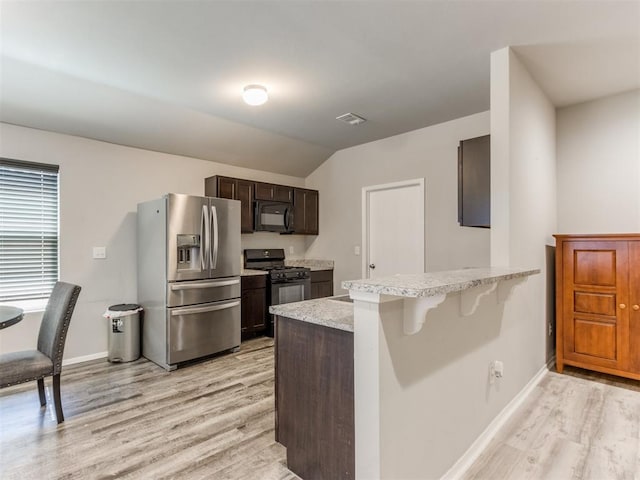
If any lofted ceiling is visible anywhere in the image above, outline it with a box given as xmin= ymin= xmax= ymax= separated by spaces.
xmin=1 ymin=1 xmax=639 ymax=177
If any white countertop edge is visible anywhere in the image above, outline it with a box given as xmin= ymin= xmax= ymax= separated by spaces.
xmin=241 ymin=269 xmax=269 ymax=276
xmin=285 ymin=259 xmax=335 ymax=269
xmin=341 ymin=267 xmax=540 ymax=298
xmin=269 ymin=298 xmax=354 ymax=332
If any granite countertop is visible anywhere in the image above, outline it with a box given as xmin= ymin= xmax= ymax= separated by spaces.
xmin=269 ymin=296 xmax=354 ymax=332
xmin=241 ymin=269 xmax=269 ymax=276
xmin=342 ymin=267 xmax=540 ymax=298
xmin=285 ymin=259 xmax=334 ymax=271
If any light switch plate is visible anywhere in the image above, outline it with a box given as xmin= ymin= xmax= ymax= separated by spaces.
xmin=93 ymin=246 xmax=106 ymax=259
xmin=354 ymin=246 xmax=361 ymax=256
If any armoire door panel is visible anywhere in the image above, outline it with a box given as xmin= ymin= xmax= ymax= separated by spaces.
xmin=573 ymin=318 xmax=617 ymax=360
xmin=574 ymin=291 xmax=617 ymax=316
xmin=629 ymin=241 xmax=640 ymax=373
xmin=562 ymin=240 xmax=629 ymax=370
xmin=573 ymin=250 xmax=617 ymax=286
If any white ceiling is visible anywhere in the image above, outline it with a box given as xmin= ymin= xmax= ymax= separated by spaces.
xmin=1 ymin=1 xmax=638 ymax=177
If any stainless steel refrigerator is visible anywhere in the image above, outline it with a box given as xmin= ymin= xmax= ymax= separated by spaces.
xmin=137 ymin=193 xmax=241 ymax=370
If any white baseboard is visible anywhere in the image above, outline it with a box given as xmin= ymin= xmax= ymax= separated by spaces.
xmin=440 ymin=363 xmax=549 ymax=480
xmin=547 ymin=355 xmax=556 ymax=370
xmin=63 ymin=351 xmax=107 ymax=366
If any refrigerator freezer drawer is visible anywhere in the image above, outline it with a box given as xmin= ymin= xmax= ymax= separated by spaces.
xmin=167 ymin=299 xmax=240 ymax=365
xmin=167 ymin=277 xmax=241 ymax=307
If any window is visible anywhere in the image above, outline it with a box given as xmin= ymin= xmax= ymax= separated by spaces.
xmin=0 ymin=158 xmax=59 ymax=305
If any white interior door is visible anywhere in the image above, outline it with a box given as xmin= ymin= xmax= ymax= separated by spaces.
xmin=363 ymin=179 xmax=425 ymax=278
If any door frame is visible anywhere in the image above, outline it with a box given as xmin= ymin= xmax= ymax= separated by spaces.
xmin=361 ymin=178 xmax=425 ymax=278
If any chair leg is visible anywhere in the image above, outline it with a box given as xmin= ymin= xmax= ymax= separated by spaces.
xmin=52 ymin=374 xmax=64 ymax=424
xmin=37 ymin=378 xmax=46 ymax=406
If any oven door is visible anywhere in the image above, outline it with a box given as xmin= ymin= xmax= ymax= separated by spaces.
xmin=254 ymin=201 xmax=293 ymax=233
xmin=271 ymin=278 xmax=311 ymax=306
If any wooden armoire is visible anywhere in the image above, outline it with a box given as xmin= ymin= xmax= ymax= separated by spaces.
xmin=554 ymin=234 xmax=640 ymax=380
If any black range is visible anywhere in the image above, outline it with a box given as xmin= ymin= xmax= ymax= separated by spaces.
xmin=244 ymin=248 xmax=311 ymax=336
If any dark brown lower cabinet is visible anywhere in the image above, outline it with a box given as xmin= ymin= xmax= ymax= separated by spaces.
xmin=310 ymin=269 xmax=333 ymax=299
xmin=241 ymin=275 xmax=267 ymax=339
xmin=275 ymin=316 xmax=354 ymax=480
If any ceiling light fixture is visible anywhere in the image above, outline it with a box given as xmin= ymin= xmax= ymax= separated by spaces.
xmin=242 ymin=84 xmax=268 ymax=106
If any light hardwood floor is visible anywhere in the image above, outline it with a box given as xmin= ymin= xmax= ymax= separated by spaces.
xmin=2 ymin=340 xmax=639 ymax=480
xmin=462 ymin=366 xmax=640 ymax=480
xmin=0 ymin=337 xmax=299 ymax=480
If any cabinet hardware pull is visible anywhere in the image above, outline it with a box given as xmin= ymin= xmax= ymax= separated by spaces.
xmin=620 ymin=304 xmax=626 ymax=309
xmin=633 ymin=305 xmax=640 ymax=311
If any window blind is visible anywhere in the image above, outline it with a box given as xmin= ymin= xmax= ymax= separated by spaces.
xmin=0 ymin=159 xmax=59 ymax=302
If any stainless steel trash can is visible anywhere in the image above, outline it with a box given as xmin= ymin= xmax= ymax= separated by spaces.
xmin=104 ymin=304 xmax=142 ymax=363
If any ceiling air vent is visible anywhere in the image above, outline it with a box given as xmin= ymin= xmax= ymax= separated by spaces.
xmin=336 ymin=112 xmax=367 ymax=126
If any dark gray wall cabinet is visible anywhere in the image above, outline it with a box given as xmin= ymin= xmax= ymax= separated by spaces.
xmin=458 ymin=134 xmax=490 ymax=228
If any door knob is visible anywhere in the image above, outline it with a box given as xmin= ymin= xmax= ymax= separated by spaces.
xmin=369 ymin=264 xmax=376 ymax=269
xmin=620 ymin=304 xmax=626 ymax=309
xmin=633 ymin=305 xmax=640 ymax=311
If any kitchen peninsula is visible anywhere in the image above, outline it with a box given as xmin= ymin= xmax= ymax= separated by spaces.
xmin=271 ymin=267 xmax=539 ymax=480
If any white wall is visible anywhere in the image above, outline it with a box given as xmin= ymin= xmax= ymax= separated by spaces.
xmin=557 ymin=89 xmax=640 ymax=233
xmin=482 ymin=43 xmax=556 ymax=445
xmin=0 ymin=123 xmax=307 ymax=360
xmin=351 ymin=48 xmax=557 ymax=480
xmin=305 ymin=111 xmax=491 ymax=293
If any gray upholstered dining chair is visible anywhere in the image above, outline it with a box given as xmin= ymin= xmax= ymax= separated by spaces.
xmin=0 ymin=281 xmax=81 ymax=424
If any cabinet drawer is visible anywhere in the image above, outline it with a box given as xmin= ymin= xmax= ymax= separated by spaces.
xmin=242 ymin=274 xmax=267 ymax=290
xmin=310 ymin=269 xmax=333 ymax=283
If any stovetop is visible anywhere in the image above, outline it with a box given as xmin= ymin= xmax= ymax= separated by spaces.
xmin=243 ymin=248 xmax=310 ymax=280
xmin=252 ymin=265 xmax=300 ymax=271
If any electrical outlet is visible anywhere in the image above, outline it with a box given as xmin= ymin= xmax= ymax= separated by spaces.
xmin=548 ymin=322 xmax=553 ymax=336
xmin=93 ymin=246 xmax=106 ymax=259
xmin=489 ymin=360 xmax=504 ymax=383
xmin=289 ymin=246 xmax=294 ymax=255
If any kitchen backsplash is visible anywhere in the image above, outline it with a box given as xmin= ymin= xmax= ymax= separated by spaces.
xmin=240 ymin=232 xmax=308 ymax=260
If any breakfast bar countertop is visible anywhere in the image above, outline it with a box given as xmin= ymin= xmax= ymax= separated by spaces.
xmin=269 ymin=296 xmax=353 ymax=332
xmin=341 ymin=267 xmax=540 ymax=298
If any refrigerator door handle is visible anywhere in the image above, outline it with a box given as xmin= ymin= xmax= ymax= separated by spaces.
xmin=170 ymin=300 xmax=240 ymax=317
xmin=205 ymin=204 xmax=213 ymax=270
xmin=200 ymin=205 xmax=208 ymax=271
xmin=210 ymin=204 xmax=219 ymax=270
xmin=170 ymin=279 xmax=240 ymax=291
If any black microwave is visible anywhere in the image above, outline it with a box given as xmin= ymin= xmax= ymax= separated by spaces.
xmin=254 ymin=200 xmax=294 ymax=233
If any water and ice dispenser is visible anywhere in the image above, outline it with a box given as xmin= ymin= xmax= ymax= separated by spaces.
xmin=176 ymin=234 xmax=201 ymax=270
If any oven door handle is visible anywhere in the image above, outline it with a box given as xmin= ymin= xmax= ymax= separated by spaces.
xmin=170 ymin=300 xmax=240 ymax=317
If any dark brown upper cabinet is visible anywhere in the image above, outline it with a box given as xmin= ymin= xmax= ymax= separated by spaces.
xmin=458 ymin=134 xmax=490 ymax=228
xmin=204 ymin=176 xmax=255 ymax=233
xmin=255 ymin=182 xmax=293 ymax=203
xmin=293 ymin=188 xmax=319 ymax=235
xmin=206 ymin=175 xmax=319 ymax=235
